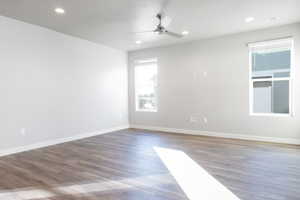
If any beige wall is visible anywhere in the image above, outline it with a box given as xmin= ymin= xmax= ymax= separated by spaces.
xmin=128 ymin=23 xmax=300 ymax=140
xmin=0 ymin=16 xmax=128 ymax=151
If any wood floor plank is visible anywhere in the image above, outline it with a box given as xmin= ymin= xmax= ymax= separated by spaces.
xmin=0 ymin=128 xmax=299 ymax=200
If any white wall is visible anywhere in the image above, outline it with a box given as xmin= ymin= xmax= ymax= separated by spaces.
xmin=0 ymin=16 xmax=128 ymax=152
xmin=128 ymin=23 xmax=300 ymax=141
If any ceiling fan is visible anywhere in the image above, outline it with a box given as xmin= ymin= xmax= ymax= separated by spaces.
xmin=136 ymin=13 xmax=184 ymax=38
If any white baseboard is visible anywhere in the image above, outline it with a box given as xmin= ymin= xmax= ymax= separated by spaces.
xmin=0 ymin=125 xmax=129 ymax=157
xmin=130 ymin=124 xmax=300 ymax=145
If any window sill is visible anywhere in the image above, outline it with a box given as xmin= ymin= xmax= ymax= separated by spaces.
xmin=249 ymin=113 xmax=293 ymax=117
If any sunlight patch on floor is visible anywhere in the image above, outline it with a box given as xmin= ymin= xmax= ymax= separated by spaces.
xmin=57 ymin=174 xmax=172 ymax=194
xmin=154 ymin=147 xmax=241 ymax=200
xmin=0 ymin=174 xmax=173 ymax=199
xmin=0 ymin=188 xmax=54 ymax=200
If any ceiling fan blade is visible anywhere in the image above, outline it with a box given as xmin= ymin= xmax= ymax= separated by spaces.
xmin=164 ymin=30 xmax=183 ymax=38
xmin=132 ymin=30 xmax=155 ymax=34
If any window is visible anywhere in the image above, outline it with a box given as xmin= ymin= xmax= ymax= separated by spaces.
xmin=134 ymin=59 xmax=158 ymax=112
xmin=249 ymin=38 xmax=294 ymax=116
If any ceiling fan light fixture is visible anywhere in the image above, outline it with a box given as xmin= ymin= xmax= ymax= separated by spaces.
xmin=134 ymin=13 xmax=183 ymax=39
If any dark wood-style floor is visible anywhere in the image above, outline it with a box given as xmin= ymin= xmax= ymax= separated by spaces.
xmin=0 ymin=129 xmax=300 ymax=200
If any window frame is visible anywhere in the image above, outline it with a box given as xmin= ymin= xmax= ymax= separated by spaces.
xmin=134 ymin=59 xmax=158 ymax=112
xmin=248 ymin=38 xmax=295 ymax=117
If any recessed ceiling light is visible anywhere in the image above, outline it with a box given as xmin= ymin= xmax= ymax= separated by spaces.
xmin=135 ymin=40 xmax=142 ymax=44
xmin=55 ymin=8 xmax=65 ymax=14
xmin=245 ymin=17 xmax=255 ymax=23
xmin=182 ymin=31 xmax=189 ymax=36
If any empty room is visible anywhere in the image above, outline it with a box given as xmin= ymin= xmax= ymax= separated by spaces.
xmin=0 ymin=0 xmax=300 ymax=199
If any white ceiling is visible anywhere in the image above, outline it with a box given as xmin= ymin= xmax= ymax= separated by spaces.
xmin=0 ymin=0 xmax=300 ymax=51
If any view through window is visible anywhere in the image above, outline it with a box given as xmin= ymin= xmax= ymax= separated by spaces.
xmin=249 ymin=38 xmax=294 ymax=116
xmin=134 ymin=59 xmax=157 ymax=112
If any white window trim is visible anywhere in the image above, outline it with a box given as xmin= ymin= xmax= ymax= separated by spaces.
xmin=248 ymin=38 xmax=295 ymax=117
xmin=134 ymin=59 xmax=158 ymax=112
